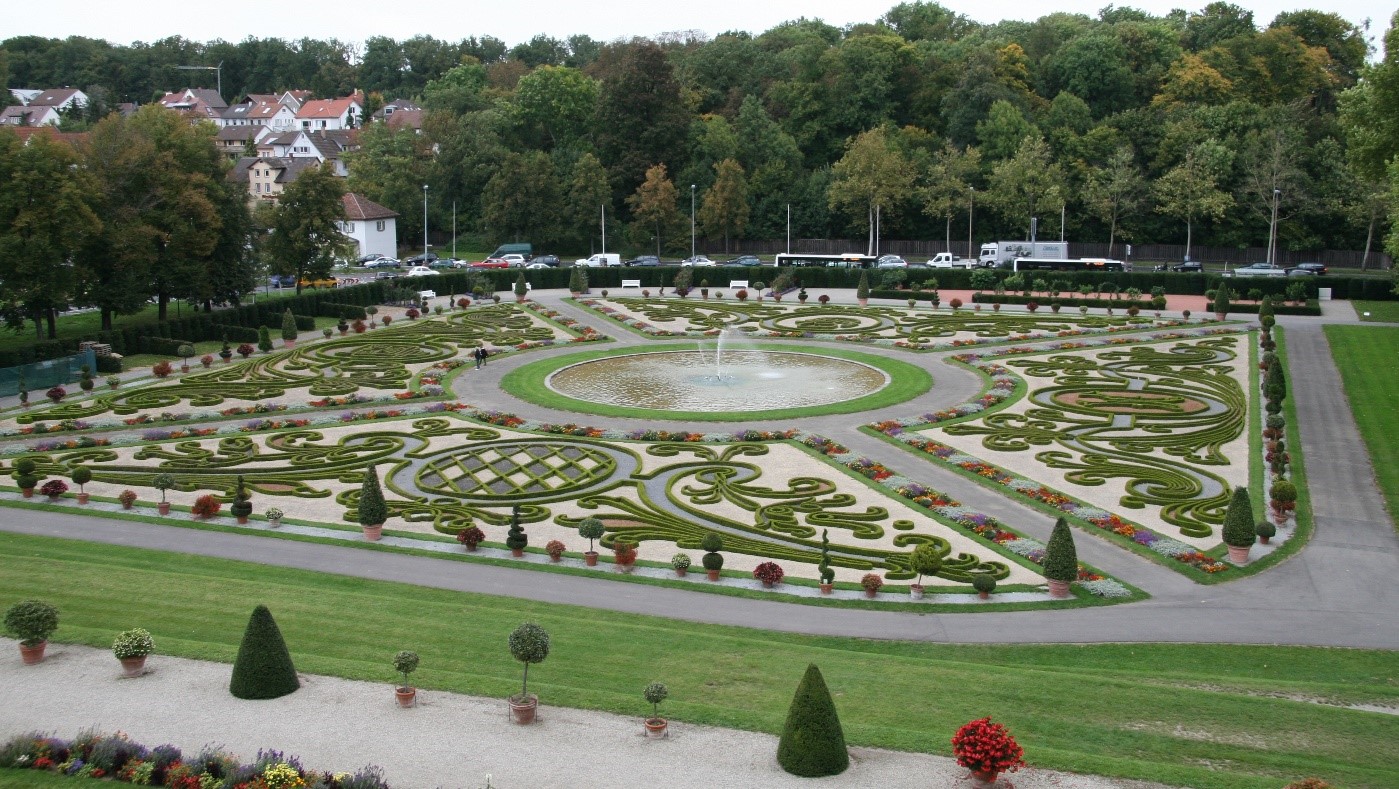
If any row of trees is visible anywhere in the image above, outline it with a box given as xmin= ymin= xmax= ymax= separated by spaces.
xmin=0 ymin=107 xmax=348 ymax=338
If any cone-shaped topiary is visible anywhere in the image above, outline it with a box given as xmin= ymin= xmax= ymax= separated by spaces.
xmin=281 ymin=309 xmax=298 ymax=341
xmin=1222 ymin=486 xmax=1257 ymax=548
xmin=514 ymin=273 xmax=528 ymax=298
xmin=1265 ymin=360 xmax=1286 ymax=405
xmin=357 ymin=465 xmax=387 ymax=526
xmin=257 ymin=325 xmax=273 ymax=353
xmin=1212 ymin=284 xmax=1231 ymax=318
xmin=568 ymin=266 xmax=587 ymax=294
xmin=776 ymin=664 xmax=849 ymax=777
xmin=229 ymin=605 xmax=300 ymax=699
xmin=856 ymin=271 xmax=870 ymax=301
xmin=1043 ymin=517 xmax=1078 ymax=582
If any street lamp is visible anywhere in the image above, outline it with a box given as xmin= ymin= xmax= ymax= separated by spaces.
xmin=1267 ymin=188 xmax=1281 ymax=267
xmin=967 ymin=187 xmax=974 ymax=262
xmin=690 ymin=184 xmax=696 ymax=260
xmin=422 ymin=184 xmax=429 ymax=261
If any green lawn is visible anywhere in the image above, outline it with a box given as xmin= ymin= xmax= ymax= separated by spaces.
xmin=1 ymin=533 xmax=1394 ymax=789
xmin=1325 ymin=324 xmax=1399 ymax=529
xmin=1351 ymin=301 xmax=1399 ymax=322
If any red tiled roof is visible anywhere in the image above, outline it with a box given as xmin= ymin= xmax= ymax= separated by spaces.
xmin=342 ymin=193 xmax=398 ymax=220
xmin=297 ymin=98 xmax=359 ymax=119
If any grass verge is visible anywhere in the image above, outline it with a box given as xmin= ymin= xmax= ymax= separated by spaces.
xmin=1 ymin=532 xmax=1395 ymax=789
xmin=1351 ymin=300 xmax=1399 ymax=322
xmin=1323 ymin=324 xmax=1399 ymax=529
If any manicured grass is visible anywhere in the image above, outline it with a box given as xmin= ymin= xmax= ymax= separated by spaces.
xmin=1352 ymin=300 xmax=1399 ymax=322
xmin=1324 ymin=324 xmax=1399 ymax=528
xmin=501 ymin=343 xmax=933 ymax=421
xmin=1 ymin=532 xmax=1394 ymax=789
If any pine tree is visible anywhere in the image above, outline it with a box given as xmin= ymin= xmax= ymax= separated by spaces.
xmin=776 ymin=664 xmax=849 ymax=777
xmin=1043 ymin=517 xmax=1078 ymax=582
xmin=229 ymin=605 xmax=300 ymax=699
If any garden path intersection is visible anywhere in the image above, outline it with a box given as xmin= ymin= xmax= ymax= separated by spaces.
xmin=0 ymin=290 xmax=1395 ymax=649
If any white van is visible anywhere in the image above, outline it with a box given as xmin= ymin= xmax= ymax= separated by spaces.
xmin=575 ymin=253 xmax=622 ymax=267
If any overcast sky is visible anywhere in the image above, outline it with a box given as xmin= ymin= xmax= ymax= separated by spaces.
xmin=1 ymin=1 xmax=1390 ymax=52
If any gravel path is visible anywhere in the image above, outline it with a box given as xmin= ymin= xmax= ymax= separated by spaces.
xmin=1 ymin=639 xmax=1180 ymax=789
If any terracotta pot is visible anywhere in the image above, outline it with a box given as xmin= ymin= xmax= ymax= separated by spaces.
xmin=120 ymin=655 xmax=147 ymax=678
xmin=864 ymin=588 xmax=878 ymax=598
xmin=20 ymin=488 xmax=33 ymax=498
xmin=978 ymin=590 xmax=990 ymax=600
xmin=858 ymin=298 xmax=868 ymax=307
xmin=362 ymin=524 xmax=383 ymax=541
xmin=395 ymin=687 xmax=417 ymax=708
xmin=201 ymin=360 xmax=211 ymax=368
xmin=180 ymin=365 xmax=190 ymax=373
xmin=109 ymin=382 xmax=120 ymax=389
xmin=910 ymin=585 xmax=924 ymax=600
xmin=47 ymin=495 xmax=61 ymax=503
xmin=77 ymin=492 xmax=89 ymax=505
xmin=644 ymin=718 xmax=668 ymax=739
xmin=761 ymin=580 xmax=774 ymax=588
xmin=158 ymin=501 xmax=171 ymax=515
xmin=1047 ymin=579 xmax=1071 ymax=598
xmin=706 ymin=569 xmax=720 ymax=581
xmin=221 ymin=354 xmax=233 ymax=363
xmin=584 ymin=552 xmax=598 ymax=566
xmin=236 ymin=516 xmax=249 ymax=525
xmin=121 ymin=501 xmax=133 ymax=510
xmin=1259 ymin=535 xmax=1270 ymax=545
xmin=1227 ymin=544 xmax=1251 ymax=564
xmin=19 ymin=641 xmax=46 ymax=665
xmin=674 ymin=567 xmax=687 ymax=577
xmin=1216 ymin=312 xmax=1226 ymax=321
xmin=284 ymin=339 xmax=296 ymax=348
xmin=819 ymin=583 xmax=833 ymax=595
xmin=511 ymin=548 xmax=524 ymax=557
xmin=971 ymin=769 xmax=999 ymax=787
xmin=509 ymin=694 xmax=538 ymax=725
xmin=549 ymin=553 xmax=563 ymax=563
xmin=463 ymin=543 xmax=478 ymax=552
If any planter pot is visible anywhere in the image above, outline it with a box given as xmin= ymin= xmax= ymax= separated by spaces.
xmin=181 ymin=365 xmax=190 ymax=373
xmin=19 ymin=641 xmax=46 ymax=665
xmin=47 ymin=495 xmax=61 ymax=503
xmin=511 ymin=548 xmax=524 ymax=558
xmin=857 ymin=298 xmax=868 ymax=307
xmin=910 ymin=585 xmax=924 ymax=600
xmin=548 ymin=554 xmax=563 ymax=563
xmin=978 ymin=590 xmax=990 ymax=600
xmin=971 ymin=769 xmax=1000 ymax=787
xmin=617 ymin=562 xmax=635 ymax=574
xmin=120 ymin=655 xmax=147 ymax=678
xmin=584 ymin=551 xmax=598 ymax=566
xmin=509 ymin=694 xmax=538 ymax=725
xmin=201 ymin=361 xmax=212 ymax=368
xmin=395 ymin=687 xmax=417 ymax=708
xmin=706 ymin=569 xmax=720 ymax=582
xmin=77 ymin=492 xmax=89 ymax=505
xmin=220 ymin=354 xmax=233 ymax=363
xmin=761 ymin=580 xmax=774 ymax=589
xmin=1047 ymin=579 xmax=1071 ymax=598
xmin=236 ymin=516 xmax=249 ymax=525
xmin=864 ymin=588 xmax=878 ymax=598
xmin=674 ymin=567 xmax=687 ymax=577
xmin=121 ymin=501 xmax=133 ymax=510
xmin=109 ymin=382 xmax=120 ymax=390
xmin=283 ymin=339 xmax=296 ymax=348
xmin=20 ymin=488 xmax=33 ymax=499
xmin=644 ymin=718 xmax=668 ymax=739
xmin=819 ymin=583 xmax=833 ymax=595
xmin=516 ymin=296 xmax=526 ymax=304
xmin=1227 ymin=544 xmax=1252 ymax=564
xmin=268 ymin=518 xmax=282 ymax=529
xmin=158 ymin=501 xmax=171 ymax=515
xmin=1258 ymin=535 xmax=1270 ymax=545
xmin=362 ymin=524 xmax=383 ymax=541
xmin=1215 ymin=312 xmax=1226 ymax=321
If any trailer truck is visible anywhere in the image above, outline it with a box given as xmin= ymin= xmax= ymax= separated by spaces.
xmin=978 ymin=241 xmax=1070 ymax=268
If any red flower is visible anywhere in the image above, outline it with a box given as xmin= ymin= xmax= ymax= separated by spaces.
xmin=952 ymin=717 xmax=1025 ymax=774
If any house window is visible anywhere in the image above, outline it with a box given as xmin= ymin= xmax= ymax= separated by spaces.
xmin=345 ymin=222 xmax=355 ymax=232
xmin=376 ymin=221 xmax=385 ymax=232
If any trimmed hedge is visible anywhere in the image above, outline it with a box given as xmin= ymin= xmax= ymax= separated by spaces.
xmin=319 ymin=302 xmax=368 ymax=320
xmin=228 ymin=604 xmax=300 ymax=699
xmin=777 ymin=664 xmax=849 ymax=777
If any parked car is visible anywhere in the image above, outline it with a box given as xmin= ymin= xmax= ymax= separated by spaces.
xmin=1225 ymin=262 xmax=1288 ymax=278
xmin=724 ymin=255 xmax=762 ymax=266
xmin=405 ymin=266 xmax=439 ymax=277
xmin=626 ymin=255 xmax=661 ymax=267
xmin=428 ymin=258 xmax=456 ymax=269
xmin=403 ymin=252 xmax=438 ymax=266
xmin=299 ymin=276 xmax=338 ymax=288
xmin=681 ymin=255 xmax=715 ymax=267
xmin=471 ymin=258 xmax=511 ymax=269
xmin=529 ymin=255 xmax=560 ymax=267
xmin=1293 ymin=262 xmax=1328 ymax=275
xmin=1170 ymin=261 xmax=1203 ymax=272
xmin=364 ymin=258 xmax=400 ymax=269
xmin=268 ymin=274 xmax=297 ymax=289
xmin=374 ymin=271 xmax=399 ymax=280
xmin=501 ymin=254 xmax=528 ymax=267
xmin=1287 ymin=267 xmax=1317 ymax=276
xmin=357 ymin=253 xmax=386 ymax=264
xmin=525 ymin=261 xmax=553 ymax=269
xmin=875 ymin=255 xmax=907 ymax=268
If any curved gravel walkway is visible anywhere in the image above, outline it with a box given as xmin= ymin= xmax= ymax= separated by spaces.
xmin=0 ymin=638 xmax=1180 ymax=789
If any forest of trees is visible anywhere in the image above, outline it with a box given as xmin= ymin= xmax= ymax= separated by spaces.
xmin=4 ymin=2 xmax=1399 ymax=298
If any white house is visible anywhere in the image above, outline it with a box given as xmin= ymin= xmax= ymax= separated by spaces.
xmin=296 ymin=93 xmax=363 ymax=131
xmin=0 ymin=105 xmax=61 ymax=126
xmin=340 ymin=193 xmax=398 ymax=260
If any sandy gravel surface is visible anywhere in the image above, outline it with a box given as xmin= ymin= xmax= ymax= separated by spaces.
xmin=1 ymin=639 xmax=1182 ymax=789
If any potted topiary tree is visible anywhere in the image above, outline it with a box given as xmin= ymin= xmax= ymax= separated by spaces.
xmin=752 ymin=280 xmax=766 ymax=302
xmin=643 ymin=681 xmax=669 ymax=738
xmin=1212 ymin=284 xmax=1231 ymax=321
xmin=701 ymin=533 xmax=724 ymax=581
xmin=514 ymin=273 xmax=529 ymax=303
xmin=229 ymin=604 xmax=300 ymax=699
xmin=257 ymin=325 xmax=273 ymax=353
xmin=281 ymin=309 xmax=298 ymax=347
xmin=505 ymin=505 xmax=527 ymax=557
xmin=568 ymin=266 xmax=588 ymax=296
xmin=393 ymin=649 xmax=420 ymax=708
xmin=545 ymin=540 xmax=566 ymax=562
xmin=231 ymin=476 xmax=253 ymax=524
xmin=578 ymin=517 xmax=604 ymax=566
xmin=70 ymin=465 xmax=92 ymax=505
xmin=909 ymin=543 xmax=942 ymax=600
xmin=860 ymin=573 xmax=884 ymax=598
xmin=457 ymin=524 xmax=485 ymax=551
xmin=972 ymin=574 xmax=997 ymax=600
xmin=1270 ymin=479 xmax=1297 ymax=525
xmin=220 ymin=337 xmax=234 ymax=362
xmin=79 ymin=364 xmax=95 ymax=390
xmin=113 ymin=627 xmax=154 ymax=677
xmin=4 ymin=599 xmax=59 ymax=664
xmin=177 ymin=344 xmax=196 ymax=373
xmin=855 ymin=271 xmax=870 ymax=306
xmin=1255 ymin=520 xmax=1276 ymax=546
xmin=358 ymin=465 xmax=388 ymax=540
xmin=612 ymin=538 xmax=638 ymax=572
xmin=153 ymin=472 xmax=176 ymax=515
xmin=1222 ymin=486 xmax=1256 ymax=563
xmin=671 ymin=552 xmax=691 ymax=577
xmin=817 ymin=530 xmax=835 ymax=594
xmin=1044 ymin=517 xmax=1077 ymax=598
xmin=508 ymin=622 xmax=550 ymax=724
xmin=13 ymin=457 xmax=39 ymax=498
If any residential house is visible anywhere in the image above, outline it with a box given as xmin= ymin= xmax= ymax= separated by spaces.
xmin=1 ymin=87 xmax=89 ymax=126
xmin=214 ymin=125 xmax=268 ymax=161
xmin=295 ymin=92 xmax=364 ymax=131
xmin=340 ymin=193 xmax=399 ymax=260
xmin=232 ymin=157 xmax=322 ymax=203
xmin=28 ymin=88 xmax=89 ymax=112
xmin=255 ymin=130 xmax=358 ymax=176
xmin=157 ymin=88 xmax=227 ymax=122
xmin=0 ymin=104 xmax=61 ymax=126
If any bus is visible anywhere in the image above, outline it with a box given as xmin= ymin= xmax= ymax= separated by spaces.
xmin=774 ymin=252 xmax=878 ymax=268
xmin=1011 ymin=257 xmax=1127 ymax=272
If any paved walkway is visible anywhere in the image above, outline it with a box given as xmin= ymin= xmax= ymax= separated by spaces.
xmin=3 ymin=290 xmax=1396 ymax=649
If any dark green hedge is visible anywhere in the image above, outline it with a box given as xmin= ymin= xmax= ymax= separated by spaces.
xmin=318 ymin=302 xmax=368 ymax=320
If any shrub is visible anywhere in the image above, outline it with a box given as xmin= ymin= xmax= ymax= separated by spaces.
xmin=257 ymin=325 xmax=273 ymax=352
xmin=855 ymin=271 xmax=870 ymax=301
xmin=910 ymin=543 xmax=943 ymax=586
xmin=352 ymin=320 xmax=366 ymax=333
xmin=949 ymin=297 xmax=963 ymax=310
xmin=357 ymin=466 xmax=388 ymax=526
xmin=4 ymin=599 xmax=59 ymax=645
xmin=229 ymin=605 xmax=300 ymax=699
xmin=860 ymin=573 xmax=884 ymax=593
xmin=264 ymin=507 xmax=284 ymax=521
xmin=70 ymin=465 xmax=92 ymax=493
xmin=117 ymin=490 xmax=138 ymax=507
xmin=1212 ymin=285 xmax=1231 ymax=317
xmin=818 ymin=294 xmax=830 ymax=305
xmin=191 ymin=494 xmax=222 ymax=518
xmin=1221 ymin=486 xmax=1257 ymax=548
xmin=577 ymin=517 xmax=604 ymax=552
xmin=382 ymin=315 xmax=393 ymax=325
xmin=280 ymin=309 xmax=298 ymax=341
xmin=701 ymin=533 xmax=724 ymax=571
xmin=1043 ymin=517 xmax=1078 ymax=582
xmin=152 ymin=473 xmax=175 ymax=502
xmin=568 ymin=267 xmax=587 ymax=293
xmin=237 ymin=343 xmax=255 ymax=358
xmin=753 ymin=561 xmax=785 ymax=585
xmin=112 ymin=628 xmax=154 ymax=659
xmin=612 ymin=539 xmax=637 ymax=565
xmin=1255 ymin=520 xmax=1276 ymax=540
xmin=818 ymin=529 xmax=835 ymax=585
xmin=1270 ymin=479 xmax=1298 ymax=518
xmin=671 ymin=552 xmax=691 ymax=570
xmin=201 ymin=353 xmax=215 ymax=365
xmin=508 ymin=622 xmax=550 ymax=701
xmin=405 ymin=307 xmax=420 ymax=319
xmin=456 ymin=525 xmax=485 ymax=548
xmin=151 ymin=360 xmax=173 ymax=378
xmin=505 ymin=506 xmax=527 ymax=551
xmin=972 ymin=574 xmax=997 ymax=595
xmin=14 ymin=458 xmax=36 ymax=476
xmin=545 ymin=539 xmax=566 ymax=559
xmin=393 ymin=650 xmax=419 ymax=689
xmin=176 ymin=343 xmax=195 ymax=361
xmin=457 ymin=297 xmax=471 ymax=309
xmin=776 ymin=664 xmax=848 ymax=777
xmin=952 ymin=717 xmax=1025 ymax=775
xmin=39 ymin=479 xmax=68 ymax=498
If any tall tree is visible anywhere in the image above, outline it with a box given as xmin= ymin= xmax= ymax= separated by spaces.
xmin=265 ymin=164 xmax=349 ymax=294
xmin=564 ymin=152 xmax=612 ymax=252
xmin=512 ymin=66 xmax=599 ymax=151
xmin=1083 ymin=146 xmax=1146 ymax=256
xmin=1154 ymin=142 xmax=1235 ymax=260
xmin=921 ymin=142 xmax=981 ymax=251
xmin=625 ymin=163 xmax=681 ymax=257
xmin=346 ymin=121 xmax=432 ymax=243
xmin=827 ymin=127 xmax=915 ymax=254
xmin=985 ymin=136 xmax=1065 ymax=238
xmin=698 ymin=158 xmax=750 ymax=252
xmin=483 ymin=152 xmax=561 ymax=245
xmin=594 ymin=41 xmax=689 ymax=199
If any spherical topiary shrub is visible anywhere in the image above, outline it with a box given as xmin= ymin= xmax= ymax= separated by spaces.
xmin=1221 ymin=486 xmax=1257 ymax=548
xmin=776 ymin=664 xmax=849 ymax=777
xmin=1043 ymin=517 xmax=1078 ymax=583
xmin=4 ymin=599 xmax=59 ymax=646
xmin=229 ymin=604 xmax=300 ymax=699
xmin=577 ymin=517 xmax=604 ymax=553
xmin=972 ymin=574 xmax=997 ymax=596
xmin=700 ymin=533 xmax=724 ymax=572
xmin=508 ymin=622 xmax=550 ymax=702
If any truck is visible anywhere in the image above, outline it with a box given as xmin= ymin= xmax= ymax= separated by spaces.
xmin=574 ymin=253 xmax=621 ymax=267
xmin=491 ymin=242 xmax=532 ymax=259
xmin=927 ymin=252 xmax=975 ymax=268
xmin=978 ymin=240 xmax=1069 ymax=268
